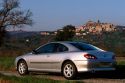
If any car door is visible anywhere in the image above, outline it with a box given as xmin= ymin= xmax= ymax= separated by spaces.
xmin=28 ymin=43 xmax=55 ymax=70
xmin=44 ymin=43 xmax=69 ymax=71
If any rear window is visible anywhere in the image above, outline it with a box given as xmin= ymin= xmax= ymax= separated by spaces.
xmin=70 ymin=42 xmax=99 ymax=51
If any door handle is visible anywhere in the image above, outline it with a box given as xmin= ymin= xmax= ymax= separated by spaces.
xmin=47 ymin=55 xmax=50 ymax=57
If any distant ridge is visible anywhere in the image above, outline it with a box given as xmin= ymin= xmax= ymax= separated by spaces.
xmin=8 ymin=31 xmax=41 ymax=38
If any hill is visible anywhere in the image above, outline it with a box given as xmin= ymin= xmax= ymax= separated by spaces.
xmin=8 ymin=31 xmax=41 ymax=38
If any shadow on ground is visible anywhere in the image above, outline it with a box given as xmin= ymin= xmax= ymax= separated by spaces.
xmin=31 ymin=65 xmax=125 ymax=80
xmin=77 ymin=70 xmax=125 ymax=80
xmin=78 ymin=65 xmax=125 ymax=80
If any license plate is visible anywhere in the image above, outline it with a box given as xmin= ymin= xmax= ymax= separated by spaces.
xmin=99 ymin=62 xmax=111 ymax=67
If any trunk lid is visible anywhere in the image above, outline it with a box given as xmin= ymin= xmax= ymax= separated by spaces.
xmin=85 ymin=50 xmax=114 ymax=59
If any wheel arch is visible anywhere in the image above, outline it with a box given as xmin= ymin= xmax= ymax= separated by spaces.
xmin=61 ymin=59 xmax=77 ymax=73
xmin=17 ymin=58 xmax=29 ymax=75
xmin=17 ymin=58 xmax=27 ymax=70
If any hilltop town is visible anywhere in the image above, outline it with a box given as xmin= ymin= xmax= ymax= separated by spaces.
xmin=41 ymin=20 xmax=125 ymax=36
xmin=8 ymin=20 xmax=125 ymax=38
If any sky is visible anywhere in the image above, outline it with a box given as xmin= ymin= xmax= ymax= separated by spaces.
xmin=19 ymin=0 xmax=125 ymax=31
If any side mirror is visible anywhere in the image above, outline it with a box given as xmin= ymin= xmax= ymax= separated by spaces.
xmin=32 ymin=50 xmax=38 ymax=54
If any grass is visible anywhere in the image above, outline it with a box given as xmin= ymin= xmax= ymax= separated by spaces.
xmin=0 ymin=73 xmax=82 ymax=83
xmin=0 ymin=57 xmax=15 ymax=71
xmin=116 ymin=60 xmax=125 ymax=71
xmin=117 ymin=61 xmax=125 ymax=65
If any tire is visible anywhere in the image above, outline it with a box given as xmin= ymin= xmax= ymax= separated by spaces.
xmin=17 ymin=60 xmax=28 ymax=75
xmin=62 ymin=61 xmax=77 ymax=80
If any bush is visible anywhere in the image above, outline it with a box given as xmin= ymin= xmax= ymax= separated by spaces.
xmin=55 ymin=25 xmax=75 ymax=41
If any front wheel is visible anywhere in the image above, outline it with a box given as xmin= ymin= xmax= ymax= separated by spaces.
xmin=62 ymin=62 xmax=77 ymax=80
xmin=17 ymin=60 xmax=28 ymax=75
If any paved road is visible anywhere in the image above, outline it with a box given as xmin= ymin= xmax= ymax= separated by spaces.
xmin=0 ymin=70 xmax=125 ymax=83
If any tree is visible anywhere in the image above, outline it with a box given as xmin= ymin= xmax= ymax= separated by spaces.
xmin=55 ymin=25 xmax=76 ymax=41
xmin=0 ymin=0 xmax=33 ymax=45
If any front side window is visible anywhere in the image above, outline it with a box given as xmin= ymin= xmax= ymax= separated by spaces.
xmin=36 ymin=43 xmax=55 ymax=54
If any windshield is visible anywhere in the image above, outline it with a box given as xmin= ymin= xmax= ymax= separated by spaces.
xmin=70 ymin=42 xmax=101 ymax=51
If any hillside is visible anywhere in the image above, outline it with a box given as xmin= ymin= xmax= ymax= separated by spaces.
xmin=8 ymin=31 xmax=41 ymax=38
xmin=0 ymin=30 xmax=125 ymax=57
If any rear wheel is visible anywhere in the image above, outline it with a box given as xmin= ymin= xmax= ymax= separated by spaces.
xmin=17 ymin=60 xmax=28 ymax=75
xmin=62 ymin=62 xmax=77 ymax=80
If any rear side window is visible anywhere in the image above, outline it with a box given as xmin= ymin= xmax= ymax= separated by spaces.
xmin=70 ymin=43 xmax=99 ymax=51
xmin=54 ymin=43 xmax=68 ymax=52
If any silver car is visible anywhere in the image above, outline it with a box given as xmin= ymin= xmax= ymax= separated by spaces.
xmin=15 ymin=41 xmax=116 ymax=79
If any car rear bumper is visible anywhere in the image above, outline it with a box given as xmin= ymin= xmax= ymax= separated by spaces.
xmin=73 ymin=60 xmax=116 ymax=72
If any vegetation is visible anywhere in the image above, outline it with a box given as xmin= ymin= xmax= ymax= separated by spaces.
xmin=0 ymin=57 xmax=15 ymax=71
xmin=74 ymin=31 xmax=125 ymax=57
xmin=0 ymin=30 xmax=125 ymax=57
xmin=0 ymin=74 xmax=82 ymax=83
xmin=0 ymin=0 xmax=33 ymax=46
xmin=0 ymin=33 xmax=42 ymax=57
xmin=116 ymin=60 xmax=125 ymax=71
xmin=55 ymin=25 xmax=76 ymax=41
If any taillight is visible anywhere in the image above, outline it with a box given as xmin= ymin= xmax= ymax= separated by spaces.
xmin=84 ymin=54 xmax=97 ymax=59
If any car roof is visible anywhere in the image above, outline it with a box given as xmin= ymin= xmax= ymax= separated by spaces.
xmin=50 ymin=41 xmax=88 ymax=44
